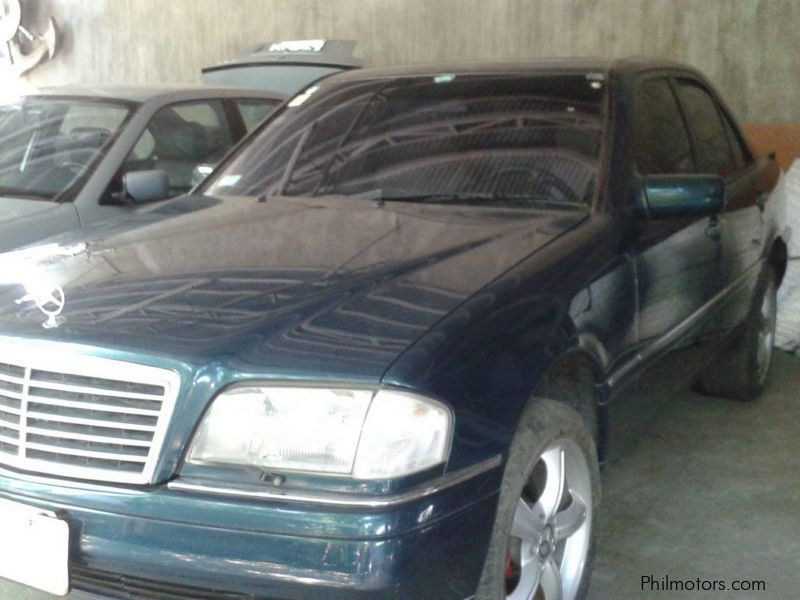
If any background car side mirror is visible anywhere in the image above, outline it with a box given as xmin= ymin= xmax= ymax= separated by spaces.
xmin=123 ymin=169 xmax=170 ymax=204
xmin=638 ymin=174 xmax=725 ymax=219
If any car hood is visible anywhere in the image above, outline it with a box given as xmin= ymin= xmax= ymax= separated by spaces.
xmin=0 ymin=197 xmax=59 ymax=222
xmin=0 ymin=194 xmax=587 ymax=380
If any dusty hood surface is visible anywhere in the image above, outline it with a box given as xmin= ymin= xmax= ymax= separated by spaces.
xmin=0 ymin=194 xmax=586 ymax=379
xmin=0 ymin=197 xmax=58 ymax=223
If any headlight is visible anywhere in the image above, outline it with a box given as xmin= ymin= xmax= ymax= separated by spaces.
xmin=187 ymin=386 xmax=452 ymax=479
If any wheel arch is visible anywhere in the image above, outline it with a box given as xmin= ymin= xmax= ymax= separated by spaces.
xmin=532 ymin=346 xmax=609 ymax=463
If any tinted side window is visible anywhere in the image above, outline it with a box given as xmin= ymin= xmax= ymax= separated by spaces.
xmin=634 ymin=78 xmax=694 ymax=175
xmin=235 ymin=99 xmax=279 ymax=132
xmin=123 ymin=100 xmax=234 ymax=195
xmin=721 ymin=112 xmax=748 ymax=171
xmin=675 ymin=79 xmax=735 ymax=176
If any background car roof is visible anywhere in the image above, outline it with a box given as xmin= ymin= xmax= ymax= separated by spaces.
xmin=30 ymin=85 xmax=286 ymax=104
xmin=203 ymin=39 xmax=363 ymax=73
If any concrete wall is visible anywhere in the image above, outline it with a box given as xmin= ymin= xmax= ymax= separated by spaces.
xmin=16 ymin=0 xmax=800 ymax=123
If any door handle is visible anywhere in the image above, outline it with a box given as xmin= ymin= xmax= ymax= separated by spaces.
xmin=705 ymin=215 xmax=721 ymax=241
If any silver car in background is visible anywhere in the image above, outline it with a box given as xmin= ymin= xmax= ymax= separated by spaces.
xmin=0 ymin=86 xmax=283 ymax=252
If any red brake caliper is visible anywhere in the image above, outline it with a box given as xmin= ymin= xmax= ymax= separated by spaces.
xmin=505 ymin=547 xmax=514 ymax=581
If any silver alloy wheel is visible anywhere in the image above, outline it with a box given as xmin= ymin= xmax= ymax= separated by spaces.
xmin=505 ymin=439 xmax=592 ymax=600
xmin=756 ymin=277 xmax=777 ymax=386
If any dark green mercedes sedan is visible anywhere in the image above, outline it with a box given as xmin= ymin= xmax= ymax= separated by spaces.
xmin=0 ymin=59 xmax=786 ymax=599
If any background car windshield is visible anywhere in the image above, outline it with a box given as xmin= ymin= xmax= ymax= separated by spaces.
xmin=0 ymin=98 xmax=130 ymax=201
xmin=205 ymin=73 xmax=606 ymax=207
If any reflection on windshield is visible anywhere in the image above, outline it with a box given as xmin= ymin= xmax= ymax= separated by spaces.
xmin=206 ymin=73 xmax=606 ymax=208
xmin=0 ymin=98 xmax=131 ymax=201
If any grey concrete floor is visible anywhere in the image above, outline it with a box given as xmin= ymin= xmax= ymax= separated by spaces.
xmin=1 ymin=353 xmax=798 ymax=600
xmin=588 ymin=351 xmax=800 ymax=600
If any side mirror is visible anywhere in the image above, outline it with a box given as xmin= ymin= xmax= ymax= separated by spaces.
xmin=639 ymin=174 xmax=725 ymax=219
xmin=191 ymin=163 xmax=215 ymax=188
xmin=123 ymin=169 xmax=170 ymax=204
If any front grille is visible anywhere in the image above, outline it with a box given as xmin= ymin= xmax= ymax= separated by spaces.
xmin=0 ymin=346 xmax=179 ymax=484
xmin=71 ymin=567 xmax=259 ymax=599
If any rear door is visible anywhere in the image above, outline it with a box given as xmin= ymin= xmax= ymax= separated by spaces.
xmin=672 ymin=77 xmax=765 ymax=332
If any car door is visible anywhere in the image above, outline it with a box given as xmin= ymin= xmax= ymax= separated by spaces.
xmin=673 ymin=77 xmax=765 ymax=333
xmin=605 ymin=73 xmax=725 ymax=455
xmin=629 ymin=74 xmax=725 ymax=389
xmin=632 ymin=74 xmax=725 ymax=349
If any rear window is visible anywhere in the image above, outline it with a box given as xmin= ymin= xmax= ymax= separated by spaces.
xmin=205 ymin=73 xmax=607 ymax=208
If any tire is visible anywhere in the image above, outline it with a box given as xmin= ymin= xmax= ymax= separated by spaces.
xmin=696 ymin=266 xmax=778 ymax=402
xmin=475 ymin=399 xmax=600 ymax=600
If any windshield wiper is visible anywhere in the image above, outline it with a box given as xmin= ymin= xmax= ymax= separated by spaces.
xmin=343 ymin=189 xmax=588 ymax=210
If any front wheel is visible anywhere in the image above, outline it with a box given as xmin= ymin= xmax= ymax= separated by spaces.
xmin=476 ymin=399 xmax=600 ymax=600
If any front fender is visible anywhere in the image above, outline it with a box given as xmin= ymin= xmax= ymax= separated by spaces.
xmin=382 ymin=215 xmax=632 ymax=473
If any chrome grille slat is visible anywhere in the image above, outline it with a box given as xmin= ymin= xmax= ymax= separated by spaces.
xmin=27 ymin=408 xmax=157 ymax=430
xmin=25 ymin=380 xmax=167 ymax=402
xmin=0 ymin=364 xmax=24 ymax=378
xmin=25 ymin=441 xmax=149 ymax=463
xmin=0 ymin=388 xmax=23 ymax=401
xmin=0 ymin=349 xmax=179 ymax=484
xmin=0 ymin=380 xmax=23 ymax=394
xmin=30 ymin=370 xmax=165 ymax=396
xmin=28 ymin=386 xmax=162 ymax=412
xmin=0 ymin=373 xmax=25 ymax=387
xmin=0 ymin=417 xmax=19 ymax=431
xmin=24 ymin=412 xmax=158 ymax=432
xmin=25 ymin=418 xmax=154 ymax=441
xmin=0 ymin=433 xmax=19 ymax=446
xmin=26 ymin=395 xmax=162 ymax=417
xmin=25 ymin=426 xmax=152 ymax=447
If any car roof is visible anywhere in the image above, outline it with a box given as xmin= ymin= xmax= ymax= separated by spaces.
xmin=31 ymin=84 xmax=286 ymax=104
xmin=320 ymin=57 xmax=693 ymax=83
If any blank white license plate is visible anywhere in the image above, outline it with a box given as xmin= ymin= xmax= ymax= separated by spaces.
xmin=0 ymin=498 xmax=69 ymax=595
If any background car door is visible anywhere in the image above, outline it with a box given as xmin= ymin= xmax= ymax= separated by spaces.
xmin=93 ymin=97 xmax=277 ymax=215
xmin=122 ymin=100 xmax=236 ymax=196
xmin=673 ymin=77 xmax=765 ymax=333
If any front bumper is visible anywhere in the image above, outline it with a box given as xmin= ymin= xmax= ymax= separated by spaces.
xmin=0 ymin=461 xmax=501 ymax=599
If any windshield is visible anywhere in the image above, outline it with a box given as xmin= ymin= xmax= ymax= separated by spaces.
xmin=205 ymin=72 xmax=607 ymax=208
xmin=0 ymin=97 xmax=132 ymax=201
